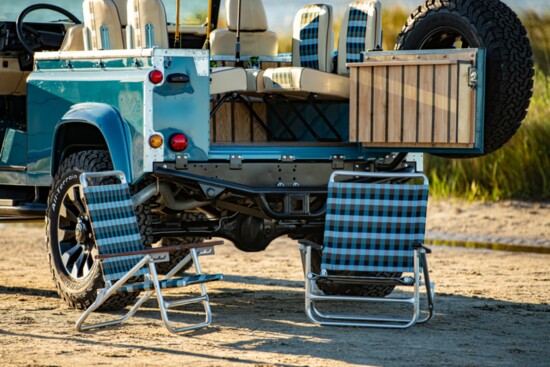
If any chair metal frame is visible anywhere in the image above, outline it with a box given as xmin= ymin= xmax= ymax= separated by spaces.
xmin=300 ymin=171 xmax=434 ymax=328
xmin=75 ymin=171 xmax=223 ymax=334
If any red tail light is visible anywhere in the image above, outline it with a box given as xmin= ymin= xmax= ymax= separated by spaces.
xmin=148 ymin=69 xmax=163 ymax=84
xmin=169 ymin=133 xmax=188 ymax=152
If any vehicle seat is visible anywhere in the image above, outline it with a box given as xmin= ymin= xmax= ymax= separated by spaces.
xmin=259 ymin=4 xmax=345 ymax=98
xmin=260 ymin=1 xmax=382 ymax=100
xmin=210 ymin=0 xmax=278 ymax=95
xmin=82 ymin=0 xmax=126 ymax=50
xmin=60 ymin=24 xmax=86 ymax=52
xmin=210 ymin=0 xmax=278 ymax=57
xmin=336 ymin=0 xmax=382 ymax=75
xmin=127 ymin=0 xmax=169 ymax=48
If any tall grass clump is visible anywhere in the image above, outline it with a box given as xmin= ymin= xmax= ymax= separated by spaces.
xmin=425 ymin=69 xmax=550 ymax=201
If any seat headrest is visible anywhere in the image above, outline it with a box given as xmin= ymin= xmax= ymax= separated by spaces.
xmin=337 ymin=0 xmax=382 ymax=75
xmin=226 ymin=0 xmax=268 ymax=32
xmin=113 ymin=0 xmax=128 ymax=26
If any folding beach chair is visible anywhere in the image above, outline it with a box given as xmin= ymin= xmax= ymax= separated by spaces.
xmin=75 ymin=171 xmax=223 ymax=333
xmin=299 ymin=171 xmax=434 ymax=328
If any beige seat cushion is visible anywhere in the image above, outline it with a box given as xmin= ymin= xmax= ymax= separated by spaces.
xmin=260 ymin=67 xmax=349 ymax=99
xmin=210 ymin=30 xmax=278 ymax=57
xmin=127 ymin=0 xmax=169 ymax=48
xmin=210 ymin=0 xmax=278 ymax=57
xmin=83 ymin=0 xmax=125 ymax=50
xmin=60 ymin=24 xmax=85 ymax=51
xmin=210 ymin=67 xmax=248 ymax=95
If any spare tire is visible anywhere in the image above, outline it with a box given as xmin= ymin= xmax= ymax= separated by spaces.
xmin=396 ymin=0 xmax=534 ymax=157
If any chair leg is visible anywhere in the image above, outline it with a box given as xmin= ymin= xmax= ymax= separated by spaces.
xmin=149 ymin=249 xmax=214 ymax=334
xmin=76 ymin=256 xmax=153 ymax=332
xmin=417 ymin=249 xmax=435 ymax=324
xmin=302 ymin=246 xmax=426 ymax=328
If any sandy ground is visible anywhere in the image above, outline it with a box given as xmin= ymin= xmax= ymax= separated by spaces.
xmin=0 ymin=200 xmax=549 ymax=367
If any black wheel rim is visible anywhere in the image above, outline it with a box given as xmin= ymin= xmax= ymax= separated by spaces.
xmin=57 ymin=183 xmax=95 ymax=280
xmin=417 ymin=26 xmax=477 ymax=50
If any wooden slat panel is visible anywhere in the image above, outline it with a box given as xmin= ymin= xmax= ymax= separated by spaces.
xmin=252 ymin=103 xmax=268 ymax=142
xmin=233 ymin=103 xmax=251 ymax=142
xmin=402 ymin=65 xmax=418 ymax=143
xmin=457 ymin=63 xmax=473 ymax=144
xmin=387 ymin=65 xmax=403 ymax=143
xmin=358 ymin=66 xmax=373 ymax=142
xmin=417 ymin=65 xmax=433 ymax=144
xmin=349 ymin=67 xmax=358 ymax=142
xmin=351 ymin=49 xmax=478 ymax=149
xmin=372 ymin=66 xmax=387 ymax=142
xmin=434 ymin=64 xmax=449 ymax=143
xmin=215 ymin=103 xmax=232 ymax=142
xmin=353 ymin=50 xmax=477 ymax=66
xmin=449 ymin=64 xmax=458 ymax=143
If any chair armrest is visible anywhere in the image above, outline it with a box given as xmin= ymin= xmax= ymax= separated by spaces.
xmin=96 ymin=240 xmax=224 ymax=260
xmin=297 ymin=239 xmax=323 ymax=250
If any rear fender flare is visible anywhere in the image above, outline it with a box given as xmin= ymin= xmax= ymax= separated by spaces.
xmin=52 ymin=103 xmax=133 ymax=180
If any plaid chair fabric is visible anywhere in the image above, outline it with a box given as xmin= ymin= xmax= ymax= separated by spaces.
xmin=83 ymin=183 xmax=149 ymax=282
xmin=77 ymin=171 xmax=224 ymax=333
xmin=299 ymin=5 xmax=323 ymax=69
xmin=346 ymin=1 xmax=371 ymax=64
xmin=322 ymin=182 xmax=428 ymax=273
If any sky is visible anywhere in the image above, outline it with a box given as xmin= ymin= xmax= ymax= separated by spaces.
xmin=2 ymin=0 xmax=548 ymax=25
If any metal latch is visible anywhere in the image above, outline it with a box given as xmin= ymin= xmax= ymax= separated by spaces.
xmin=175 ymin=154 xmax=188 ymax=170
xmin=468 ymin=67 xmax=478 ymax=88
xmin=332 ymin=155 xmax=345 ymax=169
xmin=229 ymin=155 xmax=242 ymax=170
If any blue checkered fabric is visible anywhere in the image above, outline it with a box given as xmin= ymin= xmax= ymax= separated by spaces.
xmin=299 ymin=5 xmax=324 ymax=69
xmin=346 ymin=1 xmax=372 ymax=64
xmin=271 ymin=70 xmax=293 ymax=89
xmin=322 ymin=182 xmax=428 ymax=273
xmin=83 ymin=183 xmax=148 ymax=282
xmin=119 ymin=274 xmax=223 ymax=292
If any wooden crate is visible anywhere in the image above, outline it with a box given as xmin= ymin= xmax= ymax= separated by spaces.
xmin=349 ymin=49 xmax=480 ymax=149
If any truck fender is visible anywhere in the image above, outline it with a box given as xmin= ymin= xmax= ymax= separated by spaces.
xmin=52 ymin=103 xmax=133 ymax=180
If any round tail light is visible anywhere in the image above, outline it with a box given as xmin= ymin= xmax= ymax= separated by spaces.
xmin=148 ymin=69 xmax=163 ymax=84
xmin=169 ymin=133 xmax=188 ymax=152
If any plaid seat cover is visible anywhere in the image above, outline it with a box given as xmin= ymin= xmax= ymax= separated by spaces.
xmin=346 ymin=1 xmax=374 ymax=64
xmin=299 ymin=5 xmax=325 ymax=69
xmin=271 ymin=69 xmax=293 ymax=89
xmin=83 ymin=183 xmax=148 ymax=282
xmin=322 ymin=182 xmax=428 ymax=273
xmin=119 ymin=274 xmax=223 ymax=293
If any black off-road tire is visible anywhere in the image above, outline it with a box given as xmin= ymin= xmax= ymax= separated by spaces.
xmin=306 ymin=235 xmax=399 ymax=297
xmin=46 ymin=150 xmax=140 ymax=311
xmin=396 ymin=0 xmax=534 ymax=157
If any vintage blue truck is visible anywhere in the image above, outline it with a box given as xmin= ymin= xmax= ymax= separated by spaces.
xmin=0 ymin=0 xmax=533 ymax=309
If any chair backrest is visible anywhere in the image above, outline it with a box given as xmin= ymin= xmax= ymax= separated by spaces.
xmin=337 ymin=0 xmax=382 ymax=75
xmin=210 ymin=0 xmax=278 ymax=57
xmin=82 ymin=177 xmax=148 ymax=282
xmin=127 ymin=0 xmax=169 ymax=48
xmin=322 ymin=180 xmax=428 ymax=273
xmin=292 ymin=4 xmax=334 ymax=73
xmin=226 ymin=0 xmax=268 ymax=33
xmin=83 ymin=0 xmax=125 ymax=50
